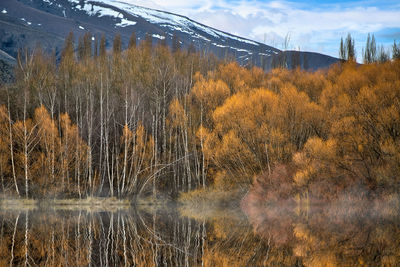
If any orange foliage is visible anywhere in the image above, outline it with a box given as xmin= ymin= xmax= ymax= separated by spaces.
xmin=187 ymin=59 xmax=400 ymax=199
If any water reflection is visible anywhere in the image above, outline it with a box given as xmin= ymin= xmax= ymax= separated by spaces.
xmin=0 ymin=207 xmax=208 ymax=266
xmin=1 ymin=200 xmax=400 ymax=266
xmin=243 ymin=198 xmax=400 ymax=266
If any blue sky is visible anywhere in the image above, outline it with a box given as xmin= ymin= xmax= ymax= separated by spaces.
xmin=124 ymin=0 xmax=400 ymax=60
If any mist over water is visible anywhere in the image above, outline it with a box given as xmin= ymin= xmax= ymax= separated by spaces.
xmin=1 ymin=198 xmax=399 ymax=266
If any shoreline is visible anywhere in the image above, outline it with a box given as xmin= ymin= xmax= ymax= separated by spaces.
xmin=0 ymin=197 xmax=132 ymax=211
xmin=0 ymin=195 xmax=178 ymax=212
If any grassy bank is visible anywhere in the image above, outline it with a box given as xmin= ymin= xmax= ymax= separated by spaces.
xmin=0 ymin=197 xmax=132 ymax=211
xmin=178 ymin=188 xmax=248 ymax=220
xmin=0 ymin=198 xmax=39 ymax=210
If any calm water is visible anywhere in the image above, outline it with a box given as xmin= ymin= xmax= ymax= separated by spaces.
xmin=1 ymin=201 xmax=400 ymax=266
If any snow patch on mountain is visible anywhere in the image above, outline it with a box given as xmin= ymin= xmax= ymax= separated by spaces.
xmin=116 ymin=18 xmax=136 ymax=27
xmin=80 ymin=3 xmax=122 ymax=18
xmin=231 ymin=48 xmax=250 ymax=53
xmin=73 ymin=2 xmax=137 ymax=28
xmin=152 ymin=34 xmax=165 ymax=40
xmin=212 ymin=43 xmax=227 ymax=48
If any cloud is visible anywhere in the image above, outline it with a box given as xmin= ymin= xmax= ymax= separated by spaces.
xmin=121 ymin=0 xmax=400 ymax=58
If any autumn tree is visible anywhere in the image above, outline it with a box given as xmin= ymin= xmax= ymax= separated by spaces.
xmin=378 ymin=45 xmax=390 ymax=63
xmin=0 ymin=105 xmax=11 ymax=193
xmin=340 ymin=33 xmax=356 ymax=61
xmin=363 ymin=33 xmax=377 ymax=63
xmin=128 ymin=32 xmax=136 ymax=49
xmin=34 ymin=105 xmax=61 ymax=194
xmin=59 ymin=112 xmax=88 ymax=197
xmin=393 ymin=40 xmax=400 ymax=60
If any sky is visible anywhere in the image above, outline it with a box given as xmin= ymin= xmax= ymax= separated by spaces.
xmin=121 ymin=0 xmax=400 ymax=60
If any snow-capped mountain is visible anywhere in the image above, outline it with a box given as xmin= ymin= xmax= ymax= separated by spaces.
xmin=0 ymin=0 xmax=339 ymax=70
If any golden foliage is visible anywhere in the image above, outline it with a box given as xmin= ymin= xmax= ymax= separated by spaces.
xmin=191 ymin=78 xmax=230 ymax=115
xmin=187 ymin=59 xmax=400 ymax=196
xmin=168 ymin=98 xmax=187 ymax=128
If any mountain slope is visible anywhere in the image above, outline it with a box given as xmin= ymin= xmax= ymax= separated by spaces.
xmin=0 ymin=0 xmax=339 ymax=70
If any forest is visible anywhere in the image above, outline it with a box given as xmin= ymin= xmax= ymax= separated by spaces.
xmin=0 ymin=31 xmax=399 ymax=202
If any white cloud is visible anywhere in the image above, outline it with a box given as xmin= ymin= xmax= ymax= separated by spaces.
xmin=119 ymin=0 xmax=400 ymax=58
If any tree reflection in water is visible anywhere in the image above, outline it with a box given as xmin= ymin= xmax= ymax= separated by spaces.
xmin=0 ymin=208 xmax=206 ymax=266
xmin=242 ymin=196 xmax=400 ymax=266
xmin=0 ymin=200 xmax=399 ymax=266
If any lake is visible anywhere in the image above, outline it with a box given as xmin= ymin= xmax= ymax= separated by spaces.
xmin=1 ymin=200 xmax=399 ymax=266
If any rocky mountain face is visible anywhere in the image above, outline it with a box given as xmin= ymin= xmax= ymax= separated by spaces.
xmin=0 ymin=0 xmax=339 ymax=75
